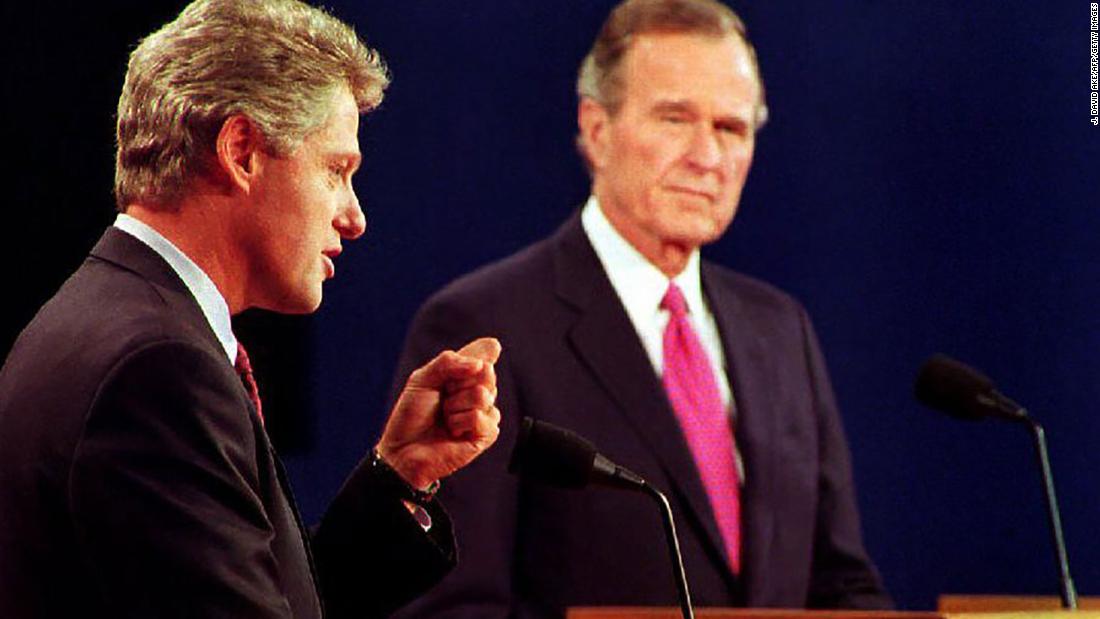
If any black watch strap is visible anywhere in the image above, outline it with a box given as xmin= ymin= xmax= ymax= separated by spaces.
xmin=369 ymin=449 xmax=440 ymax=506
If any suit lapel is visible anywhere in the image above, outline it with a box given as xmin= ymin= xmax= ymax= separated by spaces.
xmin=91 ymin=227 xmax=264 ymax=425
xmin=89 ymin=227 xmax=225 ymax=358
xmin=551 ymin=215 xmax=732 ymax=578
xmin=267 ymin=438 xmax=325 ymax=617
xmin=93 ymin=226 xmax=324 ymax=613
xmin=701 ymin=262 xmax=777 ymax=601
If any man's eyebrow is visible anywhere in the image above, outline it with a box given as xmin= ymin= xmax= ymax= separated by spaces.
xmin=651 ymin=100 xmax=694 ymax=114
xmin=716 ymin=114 xmax=751 ymax=131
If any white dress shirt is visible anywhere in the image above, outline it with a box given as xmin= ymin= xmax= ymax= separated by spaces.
xmin=580 ymin=196 xmax=734 ymax=412
xmin=113 ymin=213 xmax=237 ymax=365
xmin=581 ymin=197 xmax=743 ymax=480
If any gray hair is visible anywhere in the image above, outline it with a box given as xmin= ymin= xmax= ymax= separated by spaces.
xmin=114 ymin=0 xmax=389 ymax=210
xmin=576 ymin=0 xmax=767 ymax=128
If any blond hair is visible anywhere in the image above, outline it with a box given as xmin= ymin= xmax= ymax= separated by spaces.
xmin=115 ymin=0 xmax=389 ymax=210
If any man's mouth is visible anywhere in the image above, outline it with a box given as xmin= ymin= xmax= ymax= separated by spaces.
xmin=666 ymin=186 xmax=716 ymax=201
xmin=322 ymin=248 xmax=341 ymax=279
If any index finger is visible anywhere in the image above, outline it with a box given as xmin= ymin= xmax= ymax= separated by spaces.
xmin=446 ymin=360 xmax=496 ymax=395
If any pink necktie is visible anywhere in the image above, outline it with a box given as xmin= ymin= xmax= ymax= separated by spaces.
xmin=235 ymin=343 xmax=264 ymax=425
xmin=661 ymin=283 xmax=741 ymax=574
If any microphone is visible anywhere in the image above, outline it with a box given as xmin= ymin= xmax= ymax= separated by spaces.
xmin=509 ymin=417 xmax=695 ymax=619
xmin=507 ymin=416 xmax=646 ymax=491
xmin=913 ymin=354 xmax=1078 ymax=610
xmin=914 ymin=354 xmax=1026 ymax=421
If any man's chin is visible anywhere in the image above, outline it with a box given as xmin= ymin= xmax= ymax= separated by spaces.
xmin=257 ymin=289 xmax=324 ymax=315
xmin=296 ymin=293 xmax=324 ymax=315
xmin=664 ymin=220 xmax=728 ymax=248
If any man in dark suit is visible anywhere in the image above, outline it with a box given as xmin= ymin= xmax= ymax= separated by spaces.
xmin=0 ymin=1 xmax=502 ymax=617
xmin=391 ymin=0 xmax=890 ymax=616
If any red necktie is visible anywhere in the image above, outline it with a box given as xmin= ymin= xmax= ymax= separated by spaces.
xmin=661 ymin=283 xmax=741 ymax=574
xmin=235 ymin=343 xmax=264 ymax=425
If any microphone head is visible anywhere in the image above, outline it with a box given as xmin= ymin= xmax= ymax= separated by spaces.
xmin=508 ymin=417 xmax=598 ymax=489
xmin=914 ymin=354 xmax=1023 ymax=420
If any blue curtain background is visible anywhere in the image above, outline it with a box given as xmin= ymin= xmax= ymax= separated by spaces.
xmin=293 ymin=2 xmax=1100 ymax=610
xmin=3 ymin=1 xmax=1096 ymax=611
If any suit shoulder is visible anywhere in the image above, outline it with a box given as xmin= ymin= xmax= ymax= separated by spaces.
xmin=3 ymin=257 xmax=222 ymax=393
xmin=703 ymin=261 xmax=807 ymax=315
xmin=0 ymin=260 xmax=239 ymax=505
xmin=423 ymin=236 xmax=555 ymax=309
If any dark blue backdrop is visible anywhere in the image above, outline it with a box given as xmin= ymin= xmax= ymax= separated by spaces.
xmin=3 ymin=0 xmax=1096 ymax=612
xmin=289 ymin=1 xmax=1099 ymax=610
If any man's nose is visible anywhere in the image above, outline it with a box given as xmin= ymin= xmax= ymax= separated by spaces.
xmin=685 ymin=124 xmax=723 ymax=170
xmin=335 ymin=191 xmax=366 ymax=240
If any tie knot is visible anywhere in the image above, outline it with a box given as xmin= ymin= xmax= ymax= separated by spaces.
xmin=235 ymin=342 xmax=253 ymax=375
xmin=660 ymin=283 xmax=689 ymax=317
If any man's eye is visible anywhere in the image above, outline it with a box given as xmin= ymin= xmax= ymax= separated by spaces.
xmin=716 ymin=122 xmax=748 ymax=137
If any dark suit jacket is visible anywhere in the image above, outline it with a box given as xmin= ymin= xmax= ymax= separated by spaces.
xmin=0 ymin=228 xmax=455 ymax=618
xmin=389 ymin=214 xmax=890 ymax=617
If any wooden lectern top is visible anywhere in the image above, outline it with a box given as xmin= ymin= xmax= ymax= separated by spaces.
xmin=567 ymin=607 xmax=1100 ymax=619
xmin=567 ymin=609 xmax=942 ymax=619
xmin=938 ymin=594 xmax=1100 ymax=612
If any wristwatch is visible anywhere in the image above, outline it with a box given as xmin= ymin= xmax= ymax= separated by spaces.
xmin=369 ymin=448 xmax=441 ymax=506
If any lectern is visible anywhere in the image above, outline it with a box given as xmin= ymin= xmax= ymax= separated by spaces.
xmin=567 ymin=608 xmax=1100 ymax=619
xmin=568 ymin=610 xmax=939 ymax=619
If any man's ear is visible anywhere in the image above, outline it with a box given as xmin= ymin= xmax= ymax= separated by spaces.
xmin=215 ymin=115 xmax=264 ymax=195
xmin=577 ymin=97 xmax=612 ymax=170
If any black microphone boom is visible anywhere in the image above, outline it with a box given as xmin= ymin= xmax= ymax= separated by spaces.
xmin=509 ymin=417 xmax=695 ymax=619
xmin=913 ymin=354 xmax=1078 ymax=610
xmin=507 ymin=416 xmax=646 ymax=491
xmin=914 ymin=354 xmax=1026 ymax=421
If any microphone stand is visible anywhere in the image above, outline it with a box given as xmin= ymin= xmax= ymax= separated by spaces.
xmin=641 ymin=482 xmax=695 ymax=619
xmin=1014 ymin=416 xmax=1078 ymax=610
xmin=915 ymin=357 xmax=1078 ymax=609
xmin=508 ymin=418 xmax=697 ymax=619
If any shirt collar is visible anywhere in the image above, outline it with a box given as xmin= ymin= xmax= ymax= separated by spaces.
xmin=580 ymin=195 xmax=706 ymax=319
xmin=113 ymin=213 xmax=237 ymax=364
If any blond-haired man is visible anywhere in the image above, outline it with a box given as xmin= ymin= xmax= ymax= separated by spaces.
xmin=0 ymin=1 xmax=500 ymax=617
